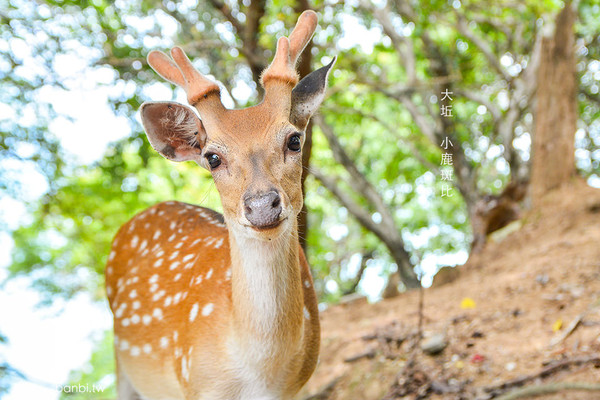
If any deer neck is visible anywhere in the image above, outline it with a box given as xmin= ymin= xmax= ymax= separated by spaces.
xmin=228 ymin=220 xmax=304 ymax=346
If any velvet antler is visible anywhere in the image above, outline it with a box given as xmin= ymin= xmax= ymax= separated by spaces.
xmin=147 ymin=47 xmax=223 ymax=109
xmin=260 ymin=10 xmax=318 ymax=87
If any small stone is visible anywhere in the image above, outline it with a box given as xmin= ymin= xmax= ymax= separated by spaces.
xmin=421 ymin=332 xmax=447 ymax=355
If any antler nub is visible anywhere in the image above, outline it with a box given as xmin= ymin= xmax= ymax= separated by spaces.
xmin=288 ymin=10 xmax=318 ymax=62
xmin=147 ymin=47 xmax=221 ymax=107
xmin=261 ymin=10 xmax=318 ymax=87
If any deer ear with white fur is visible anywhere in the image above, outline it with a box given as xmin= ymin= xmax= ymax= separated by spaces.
xmin=140 ymin=102 xmax=206 ymax=163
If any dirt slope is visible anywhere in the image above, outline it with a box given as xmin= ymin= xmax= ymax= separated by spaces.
xmin=301 ymin=179 xmax=600 ymax=400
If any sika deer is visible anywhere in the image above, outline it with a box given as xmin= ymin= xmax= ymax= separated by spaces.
xmin=105 ymin=10 xmax=334 ymax=400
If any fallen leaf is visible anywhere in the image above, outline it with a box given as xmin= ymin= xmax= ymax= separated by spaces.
xmin=461 ymin=297 xmax=476 ymax=309
xmin=552 ymin=318 xmax=563 ymax=332
xmin=471 ymin=354 xmax=485 ymax=363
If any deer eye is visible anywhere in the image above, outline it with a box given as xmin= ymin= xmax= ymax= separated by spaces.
xmin=205 ymin=153 xmax=221 ymax=170
xmin=287 ymin=134 xmax=301 ymax=152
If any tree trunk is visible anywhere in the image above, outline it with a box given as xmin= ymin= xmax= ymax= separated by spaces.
xmin=530 ymin=3 xmax=577 ymax=205
xmin=388 ymin=243 xmax=420 ymax=289
xmin=295 ymin=0 xmax=313 ymax=251
xmin=470 ymin=179 xmax=528 ymax=253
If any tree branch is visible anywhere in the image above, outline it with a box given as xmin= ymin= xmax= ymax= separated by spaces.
xmin=359 ymin=0 xmax=416 ymax=84
xmin=342 ymin=250 xmax=374 ymax=295
xmin=323 ymin=105 xmax=440 ymax=173
xmin=455 ymin=14 xmax=512 ymax=82
xmin=313 ymin=115 xmax=399 ymax=231
xmin=310 ymin=167 xmax=386 ymax=238
xmin=454 ymin=88 xmax=502 ymax=122
xmin=207 ymin=0 xmax=245 ymax=35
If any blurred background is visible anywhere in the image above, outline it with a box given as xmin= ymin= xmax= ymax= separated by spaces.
xmin=0 ymin=0 xmax=599 ymax=399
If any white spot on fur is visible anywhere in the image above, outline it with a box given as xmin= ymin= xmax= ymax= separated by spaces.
xmin=149 ymin=283 xmax=159 ymax=293
xmin=132 ymin=301 xmax=140 ymax=310
xmin=108 ymin=251 xmax=116 ymax=261
xmin=183 ymin=254 xmax=194 ymax=262
xmin=115 ymin=303 xmax=127 ymax=318
xmin=154 ymin=258 xmax=163 ymax=268
xmin=131 ymin=314 xmax=140 ymax=324
xmin=304 ymin=306 xmax=310 ymax=320
xmin=189 ymin=303 xmax=199 ymax=322
xmin=153 ymin=290 xmax=166 ymax=301
xmin=140 ymin=239 xmax=148 ymax=251
xmin=149 ymin=274 xmax=159 ymax=283
xmin=206 ymin=269 xmax=213 ymax=279
xmin=164 ymin=296 xmax=173 ymax=307
xmin=131 ymin=235 xmax=139 ymax=248
xmin=143 ymin=344 xmax=152 ymax=354
xmin=129 ymin=289 xmax=137 ymax=299
xmin=174 ymin=273 xmax=182 ymax=281
xmin=153 ymin=308 xmax=163 ymax=320
xmin=174 ymin=292 xmax=182 ymax=304
xmin=169 ymin=251 xmax=180 ymax=260
xmin=304 ymin=280 xmax=311 ymax=288
xmin=142 ymin=315 xmax=151 ymax=325
xmin=120 ymin=340 xmax=130 ymax=351
xmin=160 ymin=336 xmax=169 ymax=348
xmin=170 ymin=261 xmax=180 ymax=270
xmin=202 ymin=303 xmax=214 ymax=316
xmin=214 ymin=238 xmax=224 ymax=248
xmin=121 ymin=318 xmax=130 ymax=327
xmin=182 ymin=355 xmax=189 ymax=381
xmin=130 ymin=346 xmax=140 ymax=356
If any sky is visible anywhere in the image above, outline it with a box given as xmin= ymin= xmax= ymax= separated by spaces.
xmin=1 ymin=3 xmax=598 ymax=400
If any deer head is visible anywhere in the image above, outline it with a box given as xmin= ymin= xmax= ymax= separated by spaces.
xmin=140 ymin=10 xmax=334 ymax=240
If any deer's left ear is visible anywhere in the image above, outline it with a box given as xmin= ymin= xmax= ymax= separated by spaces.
xmin=140 ymin=101 xmax=207 ymax=163
xmin=290 ymin=57 xmax=336 ymax=130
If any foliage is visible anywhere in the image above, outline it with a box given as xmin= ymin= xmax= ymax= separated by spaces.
xmin=58 ymin=330 xmax=116 ymax=400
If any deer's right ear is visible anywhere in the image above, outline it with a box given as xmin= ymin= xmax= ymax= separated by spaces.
xmin=140 ymin=101 xmax=206 ymax=163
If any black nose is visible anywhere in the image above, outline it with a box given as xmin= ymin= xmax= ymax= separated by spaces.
xmin=244 ymin=191 xmax=282 ymax=228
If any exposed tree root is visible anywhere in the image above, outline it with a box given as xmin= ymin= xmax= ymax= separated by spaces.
xmin=495 ymin=382 xmax=600 ymax=400
xmin=484 ymin=354 xmax=600 ymax=395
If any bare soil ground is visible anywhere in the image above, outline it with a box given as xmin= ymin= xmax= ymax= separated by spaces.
xmin=300 ymin=179 xmax=600 ymax=400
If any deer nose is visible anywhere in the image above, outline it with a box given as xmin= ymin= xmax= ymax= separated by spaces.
xmin=244 ymin=191 xmax=282 ymax=228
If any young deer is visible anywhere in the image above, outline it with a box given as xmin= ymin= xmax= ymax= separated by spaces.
xmin=105 ymin=10 xmax=334 ymax=400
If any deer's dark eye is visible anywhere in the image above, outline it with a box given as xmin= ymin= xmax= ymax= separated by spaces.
xmin=287 ymin=134 xmax=301 ymax=152
xmin=205 ymin=153 xmax=221 ymax=169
